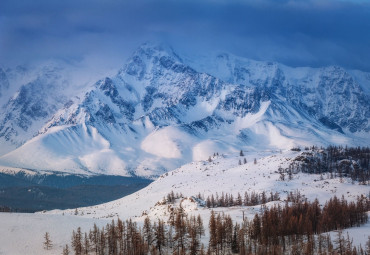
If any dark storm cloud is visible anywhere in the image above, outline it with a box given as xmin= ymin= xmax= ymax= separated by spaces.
xmin=0 ymin=0 xmax=370 ymax=71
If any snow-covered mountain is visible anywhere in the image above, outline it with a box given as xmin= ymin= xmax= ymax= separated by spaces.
xmin=0 ymin=62 xmax=103 ymax=155
xmin=0 ymin=65 xmax=70 ymax=153
xmin=0 ymin=43 xmax=369 ymax=177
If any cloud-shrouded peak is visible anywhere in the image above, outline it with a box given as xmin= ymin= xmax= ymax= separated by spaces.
xmin=135 ymin=42 xmax=181 ymax=60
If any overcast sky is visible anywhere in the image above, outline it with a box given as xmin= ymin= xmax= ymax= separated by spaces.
xmin=1 ymin=0 xmax=370 ymax=71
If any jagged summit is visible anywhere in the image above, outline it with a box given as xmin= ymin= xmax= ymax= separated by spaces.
xmin=0 ymin=44 xmax=369 ymax=177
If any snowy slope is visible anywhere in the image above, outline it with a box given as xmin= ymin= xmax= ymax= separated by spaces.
xmin=0 ymin=43 xmax=369 ymax=177
xmin=47 ymin=150 xmax=369 ymax=220
xmin=0 ymin=213 xmax=110 ymax=255
xmin=35 ymin=149 xmax=369 ymax=253
xmin=0 ymin=149 xmax=369 ymax=254
xmin=0 ymin=62 xmax=103 ymax=156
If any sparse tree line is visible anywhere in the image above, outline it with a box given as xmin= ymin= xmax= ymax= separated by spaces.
xmin=164 ymin=191 xmax=184 ymax=204
xmin=0 ymin=205 xmax=12 ymax=212
xmin=61 ymin=209 xmax=206 ymax=255
xmin=162 ymin=190 xmax=280 ymax=209
xmin=57 ymin=195 xmax=369 ymax=255
xmin=207 ymin=195 xmax=369 ymax=255
xmin=0 ymin=205 xmax=33 ymax=212
xmin=204 ymin=191 xmax=280 ymax=208
xmin=284 ymin=146 xmax=370 ymax=184
xmin=207 ymin=150 xmax=254 ymax=165
xmin=246 ymin=195 xmax=369 ymax=246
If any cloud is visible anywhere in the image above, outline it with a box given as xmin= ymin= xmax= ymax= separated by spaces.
xmin=0 ymin=0 xmax=369 ymax=71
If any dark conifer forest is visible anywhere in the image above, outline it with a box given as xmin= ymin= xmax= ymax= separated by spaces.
xmin=287 ymin=146 xmax=370 ymax=184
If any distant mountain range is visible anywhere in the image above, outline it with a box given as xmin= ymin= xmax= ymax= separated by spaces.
xmin=0 ymin=43 xmax=369 ymax=177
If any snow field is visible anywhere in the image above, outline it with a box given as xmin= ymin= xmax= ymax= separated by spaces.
xmin=1 ymin=150 xmax=369 ymax=254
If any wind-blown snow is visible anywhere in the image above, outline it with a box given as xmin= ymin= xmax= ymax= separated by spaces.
xmin=141 ymin=126 xmax=194 ymax=159
xmin=0 ymin=124 xmax=129 ymax=175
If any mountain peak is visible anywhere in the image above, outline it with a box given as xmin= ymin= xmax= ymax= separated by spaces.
xmin=136 ymin=42 xmax=182 ymax=61
xmin=117 ymin=42 xmax=184 ymax=81
xmin=0 ymin=44 xmax=369 ymax=176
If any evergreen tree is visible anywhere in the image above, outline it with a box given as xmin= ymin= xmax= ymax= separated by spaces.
xmin=208 ymin=211 xmax=217 ymax=253
xmin=143 ymin=217 xmax=153 ymax=248
xmin=83 ymin=232 xmax=90 ymax=255
xmin=72 ymin=227 xmax=82 ymax=255
xmin=90 ymin=223 xmax=99 ymax=254
xmin=154 ymin=219 xmax=166 ymax=254
xmin=196 ymin=214 xmax=205 ymax=239
xmin=174 ymin=209 xmax=187 ymax=254
xmin=188 ymin=216 xmax=199 ymax=255
xmin=334 ymin=230 xmax=345 ymax=255
xmin=199 ymin=244 xmax=206 ymax=255
xmin=62 ymin=244 xmax=70 ymax=255
xmin=99 ymin=227 xmax=106 ymax=255
xmin=43 ymin=232 xmax=53 ymax=250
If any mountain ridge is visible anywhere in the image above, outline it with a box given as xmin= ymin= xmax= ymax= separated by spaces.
xmin=0 ymin=43 xmax=369 ymax=177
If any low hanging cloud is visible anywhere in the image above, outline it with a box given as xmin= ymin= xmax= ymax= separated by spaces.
xmin=0 ymin=0 xmax=370 ymax=71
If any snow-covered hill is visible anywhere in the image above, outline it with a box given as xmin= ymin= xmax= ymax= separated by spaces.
xmin=47 ymin=149 xmax=369 ymax=220
xmin=0 ymin=149 xmax=369 ymax=254
xmin=0 ymin=43 xmax=369 ymax=177
xmin=30 ymin=149 xmax=368 ymax=254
